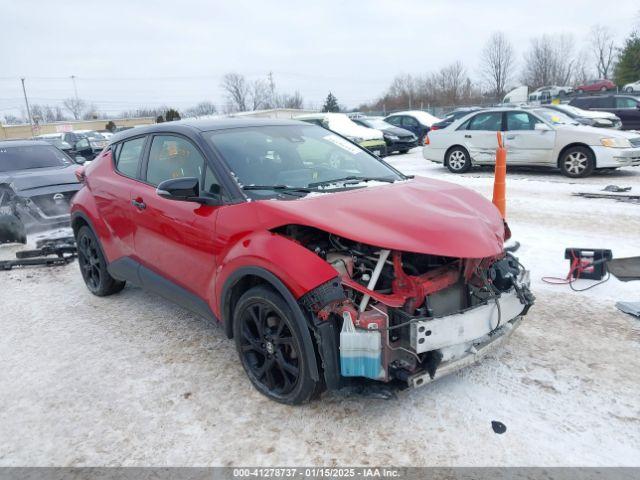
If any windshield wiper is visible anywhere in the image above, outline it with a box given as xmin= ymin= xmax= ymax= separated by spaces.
xmin=242 ymin=185 xmax=314 ymax=196
xmin=307 ymin=176 xmax=396 ymax=188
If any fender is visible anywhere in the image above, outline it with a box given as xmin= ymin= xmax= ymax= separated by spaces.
xmin=221 ymin=266 xmax=321 ymax=382
xmin=70 ymin=189 xmax=119 ymax=262
xmin=214 ymin=230 xmax=338 ymax=317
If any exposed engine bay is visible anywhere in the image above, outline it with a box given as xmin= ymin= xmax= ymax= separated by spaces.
xmin=275 ymin=224 xmax=535 ymax=387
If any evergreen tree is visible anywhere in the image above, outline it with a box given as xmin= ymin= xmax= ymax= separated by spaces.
xmin=164 ymin=108 xmax=181 ymax=122
xmin=322 ymin=92 xmax=340 ymax=112
xmin=614 ymin=32 xmax=640 ymax=85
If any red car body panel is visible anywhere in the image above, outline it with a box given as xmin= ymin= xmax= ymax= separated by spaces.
xmin=72 ymin=149 xmax=504 ymax=321
xmin=254 ymin=177 xmax=504 ymax=259
xmin=576 ymin=79 xmax=616 ymax=92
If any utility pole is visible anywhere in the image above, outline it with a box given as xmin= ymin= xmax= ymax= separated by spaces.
xmin=70 ymin=75 xmax=79 ymax=101
xmin=20 ymin=77 xmax=34 ymax=137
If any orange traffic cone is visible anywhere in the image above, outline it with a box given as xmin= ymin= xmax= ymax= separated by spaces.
xmin=492 ymin=131 xmax=506 ymax=218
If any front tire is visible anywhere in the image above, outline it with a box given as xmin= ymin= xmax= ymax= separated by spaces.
xmin=76 ymin=226 xmax=125 ymax=296
xmin=600 ymin=86 xmax=608 ymax=91
xmin=626 ymin=87 xmax=634 ymax=93
xmin=559 ymin=146 xmax=595 ymax=178
xmin=445 ymin=146 xmax=472 ymax=173
xmin=233 ymin=286 xmax=320 ymax=404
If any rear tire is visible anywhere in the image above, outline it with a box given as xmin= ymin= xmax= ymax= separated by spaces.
xmin=445 ymin=146 xmax=472 ymax=173
xmin=76 ymin=226 xmax=125 ymax=296
xmin=399 ymin=149 xmax=410 ymax=154
xmin=559 ymin=146 xmax=595 ymax=178
xmin=577 ymin=89 xmax=584 ymax=94
xmin=600 ymin=86 xmax=607 ymax=91
xmin=233 ymin=286 xmax=320 ymax=404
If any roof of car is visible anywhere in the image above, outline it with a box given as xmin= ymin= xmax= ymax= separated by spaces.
xmin=0 ymin=139 xmax=52 ymax=148
xmin=110 ymin=117 xmax=307 ymax=143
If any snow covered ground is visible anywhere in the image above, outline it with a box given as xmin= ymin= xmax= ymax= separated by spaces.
xmin=1 ymin=148 xmax=639 ymax=467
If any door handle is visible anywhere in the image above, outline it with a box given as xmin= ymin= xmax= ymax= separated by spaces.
xmin=131 ymin=199 xmax=146 ymax=210
xmin=506 ymin=135 xmax=516 ymax=140
xmin=464 ymin=134 xmax=472 ymax=138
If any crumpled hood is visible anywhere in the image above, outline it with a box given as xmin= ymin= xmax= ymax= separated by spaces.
xmin=0 ymin=165 xmax=79 ymax=193
xmin=258 ymin=176 xmax=505 ymax=258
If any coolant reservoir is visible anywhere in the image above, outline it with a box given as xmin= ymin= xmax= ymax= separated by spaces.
xmin=340 ymin=312 xmax=384 ymax=379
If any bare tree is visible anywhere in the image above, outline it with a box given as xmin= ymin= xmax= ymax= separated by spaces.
xmin=82 ymin=103 xmax=100 ymax=120
xmin=432 ymin=61 xmax=469 ymax=104
xmin=220 ymin=73 xmax=249 ymax=112
xmin=3 ymin=114 xmax=24 ymax=125
xmin=479 ymin=32 xmax=515 ymax=98
xmin=277 ymin=91 xmax=304 ymax=109
xmin=590 ymin=25 xmax=616 ymax=79
xmin=184 ymin=101 xmax=218 ymax=118
xmin=521 ymin=34 xmax=576 ymax=88
xmin=63 ymin=97 xmax=87 ymax=120
xmin=250 ymin=79 xmax=271 ymax=110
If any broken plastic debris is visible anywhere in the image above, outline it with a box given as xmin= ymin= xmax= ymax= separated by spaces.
xmin=602 ymin=185 xmax=632 ymax=193
xmin=615 ymin=301 xmax=640 ymax=318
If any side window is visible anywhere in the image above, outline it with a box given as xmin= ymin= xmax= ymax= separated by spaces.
xmin=75 ymin=138 xmax=91 ymax=150
xmin=203 ymin=166 xmax=223 ymax=198
xmin=468 ymin=112 xmax=503 ymax=131
xmin=616 ymin=97 xmax=638 ymax=109
xmin=402 ymin=116 xmax=419 ymax=127
xmin=457 ymin=118 xmax=472 ymax=130
xmin=146 ymin=135 xmax=205 ymax=187
xmin=385 ymin=116 xmax=401 ymax=126
xmin=506 ymin=112 xmax=537 ymax=131
xmin=593 ymin=97 xmax=614 ymax=108
xmin=115 ymin=136 xmax=145 ymax=178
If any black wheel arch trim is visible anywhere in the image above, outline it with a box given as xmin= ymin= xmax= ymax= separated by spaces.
xmin=221 ymin=266 xmax=320 ymax=381
xmin=71 ymin=211 xmax=111 ymax=271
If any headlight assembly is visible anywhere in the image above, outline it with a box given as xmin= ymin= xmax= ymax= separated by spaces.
xmin=600 ymin=137 xmax=632 ymax=148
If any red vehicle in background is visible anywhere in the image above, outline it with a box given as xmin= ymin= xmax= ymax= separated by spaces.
xmin=70 ymin=119 xmax=533 ymax=404
xmin=575 ymin=79 xmax=617 ymax=93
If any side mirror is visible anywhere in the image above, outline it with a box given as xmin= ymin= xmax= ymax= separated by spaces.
xmin=535 ymin=123 xmax=552 ymax=132
xmin=156 ymin=177 xmax=221 ymax=206
xmin=75 ymin=156 xmax=86 ymax=165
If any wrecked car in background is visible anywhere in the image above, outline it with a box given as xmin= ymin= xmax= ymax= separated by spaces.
xmin=0 ymin=140 xmax=81 ymax=243
xmin=70 ymin=119 xmax=533 ymax=404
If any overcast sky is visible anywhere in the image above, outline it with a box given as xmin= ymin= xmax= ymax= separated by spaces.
xmin=1 ymin=0 xmax=638 ymax=119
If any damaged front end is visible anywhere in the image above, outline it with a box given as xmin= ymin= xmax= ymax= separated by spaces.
xmin=278 ymin=225 xmax=534 ymax=390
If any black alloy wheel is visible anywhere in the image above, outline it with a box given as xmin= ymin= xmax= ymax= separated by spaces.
xmin=233 ymin=286 xmax=319 ymax=404
xmin=76 ymin=226 xmax=125 ymax=296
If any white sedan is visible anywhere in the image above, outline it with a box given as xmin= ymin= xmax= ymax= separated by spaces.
xmin=423 ymin=107 xmax=640 ymax=178
xmin=623 ymin=80 xmax=640 ymax=93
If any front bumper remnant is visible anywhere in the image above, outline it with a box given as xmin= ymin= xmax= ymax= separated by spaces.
xmin=410 ymin=288 xmax=526 ymax=353
xmin=407 ymin=316 xmax=523 ymax=388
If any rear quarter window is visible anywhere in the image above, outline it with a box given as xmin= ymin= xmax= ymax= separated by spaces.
xmin=115 ymin=136 xmax=146 ymax=178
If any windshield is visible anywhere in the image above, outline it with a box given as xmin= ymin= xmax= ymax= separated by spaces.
xmin=362 ymin=118 xmax=392 ymax=129
xmin=533 ymin=109 xmax=577 ymax=125
xmin=0 ymin=145 xmax=73 ymax=172
xmin=206 ymin=125 xmax=403 ymax=199
xmin=81 ymin=131 xmax=105 ymax=140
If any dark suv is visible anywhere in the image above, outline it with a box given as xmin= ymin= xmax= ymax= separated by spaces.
xmin=569 ymin=95 xmax=640 ymax=130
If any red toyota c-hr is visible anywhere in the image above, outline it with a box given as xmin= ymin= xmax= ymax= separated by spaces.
xmin=71 ymin=119 xmax=533 ymax=404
